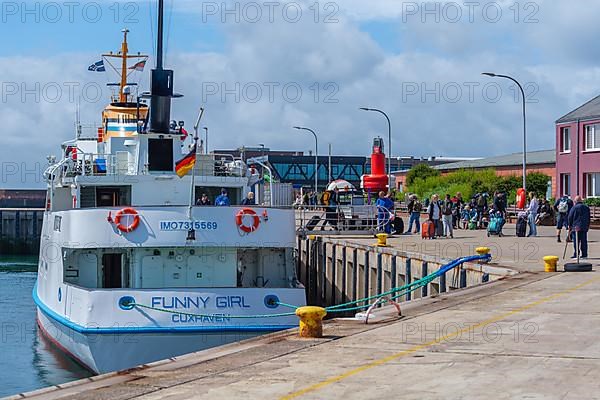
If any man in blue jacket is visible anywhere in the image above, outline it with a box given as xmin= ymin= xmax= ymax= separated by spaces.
xmin=215 ymin=188 xmax=231 ymax=206
xmin=567 ymin=196 xmax=590 ymax=259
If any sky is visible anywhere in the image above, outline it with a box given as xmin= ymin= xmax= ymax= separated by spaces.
xmin=1 ymin=0 xmax=600 ymax=188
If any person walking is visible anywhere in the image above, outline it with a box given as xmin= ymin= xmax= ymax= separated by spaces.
xmin=554 ymin=195 xmax=574 ymax=242
xmin=428 ymin=194 xmax=442 ymax=239
xmin=442 ymin=194 xmax=454 ymax=238
xmin=405 ymin=194 xmax=422 ymax=234
xmin=567 ymin=196 xmax=590 ymax=259
xmin=526 ymin=192 xmax=538 ymax=237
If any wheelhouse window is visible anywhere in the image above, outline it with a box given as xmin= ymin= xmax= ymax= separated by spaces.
xmin=560 ymin=174 xmax=571 ymax=197
xmin=585 ymin=124 xmax=600 ymax=151
xmin=585 ymin=173 xmax=600 ymax=198
xmin=560 ymin=127 xmax=571 ymax=153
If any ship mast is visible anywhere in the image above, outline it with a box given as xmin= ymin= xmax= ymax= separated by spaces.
xmin=102 ymin=28 xmax=147 ymax=104
xmin=119 ymin=29 xmax=129 ymax=103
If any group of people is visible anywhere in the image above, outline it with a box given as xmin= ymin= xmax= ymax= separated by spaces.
xmin=195 ymin=189 xmax=256 ymax=207
xmin=403 ymin=190 xmax=591 ymax=258
xmin=405 ymin=191 xmax=504 ymax=238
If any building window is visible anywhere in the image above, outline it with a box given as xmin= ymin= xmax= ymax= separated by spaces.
xmin=560 ymin=127 xmax=571 ymax=153
xmin=560 ymin=174 xmax=571 ymax=197
xmin=585 ymin=124 xmax=600 ymax=151
xmin=585 ymin=173 xmax=600 ymax=198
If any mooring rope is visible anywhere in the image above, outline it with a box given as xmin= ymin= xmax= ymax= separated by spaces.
xmin=123 ymin=254 xmax=490 ymax=320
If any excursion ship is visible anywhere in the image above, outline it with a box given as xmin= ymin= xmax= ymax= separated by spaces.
xmin=34 ymin=1 xmax=305 ymax=374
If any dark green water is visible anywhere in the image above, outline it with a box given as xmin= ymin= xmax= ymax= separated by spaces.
xmin=0 ymin=256 xmax=92 ymax=398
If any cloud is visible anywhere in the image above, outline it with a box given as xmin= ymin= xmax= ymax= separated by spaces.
xmin=1 ymin=0 xmax=598 ymax=188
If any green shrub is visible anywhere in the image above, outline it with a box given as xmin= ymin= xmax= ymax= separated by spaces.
xmin=405 ymin=164 xmax=440 ymax=187
xmin=584 ymin=198 xmax=600 ymax=207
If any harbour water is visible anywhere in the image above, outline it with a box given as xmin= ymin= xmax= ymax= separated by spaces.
xmin=0 ymin=256 xmax=92 ymax=398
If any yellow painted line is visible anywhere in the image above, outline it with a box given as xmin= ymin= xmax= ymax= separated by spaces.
xmin=280 ymin=275 xmax=600 ymax=400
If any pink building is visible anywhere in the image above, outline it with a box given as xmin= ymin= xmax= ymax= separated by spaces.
xmin=556 ymin=95 xmax=600 ymax=198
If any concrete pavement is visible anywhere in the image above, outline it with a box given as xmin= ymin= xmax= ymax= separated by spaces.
xmin=16 ymin=267 xmax=600 ymax=400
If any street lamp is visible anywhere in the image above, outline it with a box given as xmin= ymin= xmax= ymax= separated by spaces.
xmin=360 ymin=107 xmax=393 ymax=192
xmin=203 ymin=127 xmax=209 ymax=154
xmin=293 ymin=126 xmax=319 ymax=194
xmin=482 ymin=72 xmax=527 ymax=192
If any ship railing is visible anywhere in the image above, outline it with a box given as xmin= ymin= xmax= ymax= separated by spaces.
xmin=63 ymin=153 xmax=129 ymax=177
xmin=295 ymin=204 xmax=395 ymax=236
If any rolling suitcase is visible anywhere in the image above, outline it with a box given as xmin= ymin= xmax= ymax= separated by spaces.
xmin=422 ymin=220 xmax=435 ymax=239
xmin=516 ymin=216 xmax=527 ymax=237
xmin=306 ymin=215 xmax=321 ymax=231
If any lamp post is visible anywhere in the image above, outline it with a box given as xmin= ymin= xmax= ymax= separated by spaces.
xmin=482 ymin=72 xmax=527 ymax=192
xmin=360 ymin=107 xmax=393 ymax=192
xmin=203 ymin=127 xmax=209 ymax=155
xmin=293 ymin=126 xmax=319 ymax=194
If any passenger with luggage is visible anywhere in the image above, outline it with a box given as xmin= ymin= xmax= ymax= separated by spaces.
xmin=567 ymin=196 xmax=590 ymax=259
xmin=493 ymin=191 xmax=507 ymax=218
xmin=426 ymin=194 xmax=442 ymax=239
xmin=441 ymin=194 xmax=454 ymax=238
xmin=554 ymin=195 xmax=573 ymax=243
xmin=405 ymin=194 xmax=422 ymax=234
xmin=526 ymin=192 xmax=538 ymax=237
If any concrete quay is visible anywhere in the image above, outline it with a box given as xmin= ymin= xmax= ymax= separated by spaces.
xmin=8 ymin=228 xmax=600 ymax=400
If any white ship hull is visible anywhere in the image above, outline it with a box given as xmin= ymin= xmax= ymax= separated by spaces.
xmin=35 ymin=206 xmax=305 ymax=374
xmin=35 ymin=288 xmax=302 ymax=374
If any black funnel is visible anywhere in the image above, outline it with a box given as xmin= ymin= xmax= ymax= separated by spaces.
xmin=149 ymin=0 xmax=174 ymax=134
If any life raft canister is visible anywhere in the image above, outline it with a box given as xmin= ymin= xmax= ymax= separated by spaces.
xmin=235 ymin=208 xmax=260 ymax=233
xmin=114 ymin=208 xmax=140 ymax=233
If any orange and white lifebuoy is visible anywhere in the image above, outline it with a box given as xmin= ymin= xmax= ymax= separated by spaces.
xmin=235 ymin=208 xmax=260 ymax=233
xmin=114 ymin=208 xmax=140 ymax=233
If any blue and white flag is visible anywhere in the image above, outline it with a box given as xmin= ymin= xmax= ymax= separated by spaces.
xmin=88 ymin=60 xmax=105 ymax=72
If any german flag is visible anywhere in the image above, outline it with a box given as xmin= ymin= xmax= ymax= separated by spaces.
xmin=175 ymin=144 xmax=197 ymax=178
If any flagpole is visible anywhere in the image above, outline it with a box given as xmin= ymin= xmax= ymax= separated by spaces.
xmin=187 ymin=136 xmax=198 ymax=241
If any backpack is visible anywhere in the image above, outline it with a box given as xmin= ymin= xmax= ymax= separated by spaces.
xmin=477 ymin=195 xmax=486 ymax=207
xmin=413 ymin=201 xmax=422 ymax=213
xmin=442 ymin=201 xmax=452 ymax=215
xmin=557 ymin=199 xmax=569 ymax=214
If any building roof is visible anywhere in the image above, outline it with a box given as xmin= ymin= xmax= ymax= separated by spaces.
xmin=556 ymin=94 xmax=600 ymax=124
xmin=431 ymin=150 xmax=555 ymax=171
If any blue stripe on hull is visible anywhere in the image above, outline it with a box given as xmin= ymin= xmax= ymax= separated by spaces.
xmin=32 ymin=283 xmax=296 ymax=335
